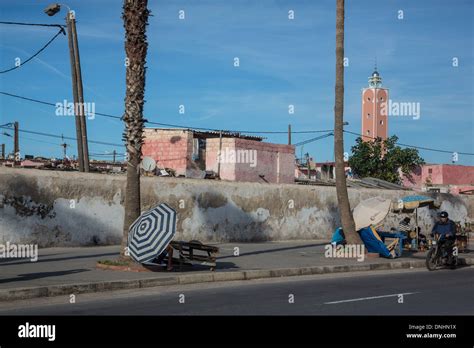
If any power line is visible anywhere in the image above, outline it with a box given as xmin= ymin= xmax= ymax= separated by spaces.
xmin=293 ymin=132 xmax=334 ymax=147
xmin=0 ymin=125 xmax=123 ymax=148
xmin=145 ymin=120 xmax=333 ymax=134
xmin=1 ymin=90 xmax=473 ymax=155
xmin=90 ymin=153 xmax=126 ymax=157
xmin=344 ymin=130 xmax=474 ymax=156
xmin=0 ymin=91 xmax=57 ymax=107
xmin=0 ymin=21 xmax=65 ymax=28
xmin=0 ymin=27 xmax=65 ymax=74
xmin=0 ymin=91 xmax=333 ymax=134
xmin=20 ymin=135 xmax=61 ymax=146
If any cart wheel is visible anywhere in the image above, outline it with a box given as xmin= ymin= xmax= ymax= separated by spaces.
xmin=210 ymin=267 xmax=215 ymax=271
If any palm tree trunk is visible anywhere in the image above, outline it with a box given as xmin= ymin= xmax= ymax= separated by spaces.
xmin=120 ymin=0 xmax=150 ymax=259
xmin=334 ymin=0 xmax=359 ymax=244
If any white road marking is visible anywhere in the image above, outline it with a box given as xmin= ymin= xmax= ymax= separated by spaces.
xmin=324 ymin=292 xmax=419 ymax=305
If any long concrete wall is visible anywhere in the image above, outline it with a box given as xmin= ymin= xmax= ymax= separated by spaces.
xmin=0 ymin=167 xmax=472 ymax=247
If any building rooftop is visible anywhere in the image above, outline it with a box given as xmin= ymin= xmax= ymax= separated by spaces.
xmin=144 ymin=128 xmax=264 ymax=141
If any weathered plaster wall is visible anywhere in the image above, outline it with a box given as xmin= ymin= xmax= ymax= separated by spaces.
xmin=0 ymin=167 xmax=472 ymax=246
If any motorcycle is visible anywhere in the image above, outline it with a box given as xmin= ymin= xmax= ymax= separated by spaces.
xmin=426 ymin=234 xmax=457 ymax=271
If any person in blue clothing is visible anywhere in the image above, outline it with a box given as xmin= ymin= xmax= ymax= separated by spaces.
xmin=431 ymin=211 xmax=456 ymax=263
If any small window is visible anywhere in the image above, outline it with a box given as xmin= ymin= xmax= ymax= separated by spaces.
xmin=367 ymin=113 xmax=371 ymax=118
xmin=380 ymin=97 xmax=384 ymax=101
xmin=367 ymin=130 xmax=371 ymax=135
xmin=367 ymin=97 xmax=371 ymax=101
xmin=428 ymin=168 xmax=433 ymax=174
xmin=380 ymin=120 xmax=384 ymax=125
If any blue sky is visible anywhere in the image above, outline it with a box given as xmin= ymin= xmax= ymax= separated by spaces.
xmin=0 ymin=0 xmax=473 ymax=164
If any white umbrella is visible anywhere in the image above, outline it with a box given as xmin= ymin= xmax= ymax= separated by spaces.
xmin=353 ymin=197 xmax=391 ymax=231
xmin=128 ymin=203 xmax=177 ymax=263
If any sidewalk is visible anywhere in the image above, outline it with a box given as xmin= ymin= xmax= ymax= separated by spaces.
xmin=1 ymin=240 xmax=473 ymax=301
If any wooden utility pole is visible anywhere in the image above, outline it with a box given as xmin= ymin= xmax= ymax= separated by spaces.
xmin=69 ymin=12 xmax=90 ymax=172
xmin=60 ymin=134 xmax=69 ymax=159
xmin=13 ymin=121 xmax=20 ymax=165
xmin=1 ymin=143 xmax=5 ymax=160
xmin=305 ymin=152 xmax=310 ymax=180
xmin=45 ymin=5 xmax=88 ymax=171
xmin=288 ymin=124 xmax=291 ymax=145
xmin=66 ymin=11 xmax=84 ymax=172
xmin=113 ymin=150 xmax=116 ymax=164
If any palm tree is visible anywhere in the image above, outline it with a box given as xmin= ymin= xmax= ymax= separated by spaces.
xmin=334 ymin=0 xmax=359 ymax=244
xmin=120 ymin=0 xmax=150 ymax=259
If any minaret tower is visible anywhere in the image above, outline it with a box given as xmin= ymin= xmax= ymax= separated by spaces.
xmin=361 ymin=65 xmax=389 ymax=141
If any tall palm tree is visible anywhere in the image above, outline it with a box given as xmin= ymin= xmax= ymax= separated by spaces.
xmin=334 ymin=0 xmax=359 ymax=244
xmin=120 ymin=0 xmax=150 ymax=259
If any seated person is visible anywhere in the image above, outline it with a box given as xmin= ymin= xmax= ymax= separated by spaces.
xmin=398 ymin=217 xmax=412 ymax=246
xmin=431 ymin=211 xmax=456 ymax=263
xmin=154 ymin=244 xmax=174 ymax=271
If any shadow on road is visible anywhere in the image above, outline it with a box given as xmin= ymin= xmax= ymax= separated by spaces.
xmin=0 ymin=269 xmax=89 ymax=284
xmin=0 ymin=252 xmax=118 ymax=266
xmin=217 ymin=243 xmax=327 ymax=260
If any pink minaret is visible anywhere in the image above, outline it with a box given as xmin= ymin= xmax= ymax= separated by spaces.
xmin=361 ymin=67 xmax=389 ymax=141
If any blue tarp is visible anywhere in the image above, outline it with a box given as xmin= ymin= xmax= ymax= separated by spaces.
xmin=401 ymin=195 xmax=433 ymax=203
xmin=331 ymin=227 xmax=345 ymax=245
xmin=358 ymin=226 xmax=392 ymax=258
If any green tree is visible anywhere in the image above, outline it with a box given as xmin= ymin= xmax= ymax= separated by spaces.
xmin=349 ymin=135 xmax=424 ymax=184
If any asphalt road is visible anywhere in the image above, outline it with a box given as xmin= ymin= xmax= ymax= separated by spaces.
xmin=0 ymin=267 xmax=473 ymax=315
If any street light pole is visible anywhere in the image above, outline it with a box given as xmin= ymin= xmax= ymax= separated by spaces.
xmin=65 ymin=11 xmax=84 ymax=172
xmin=69 ymin=11 xmax=90 ymax=172
xmin=45 ymin=3 xmax=89 ymax=172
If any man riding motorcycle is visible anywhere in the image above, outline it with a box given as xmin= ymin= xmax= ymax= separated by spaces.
xmin=430 ymin=211 xmax=457 ymax=265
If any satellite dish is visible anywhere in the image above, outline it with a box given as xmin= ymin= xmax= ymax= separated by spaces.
xmin=140 ymin=157 xmax=156 ymax=172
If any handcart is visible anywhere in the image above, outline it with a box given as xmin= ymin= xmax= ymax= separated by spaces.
xmin=170 ymin=240 xmax=219 ymax=271
xmin=391 ymin=195 xmax=440 ymax=250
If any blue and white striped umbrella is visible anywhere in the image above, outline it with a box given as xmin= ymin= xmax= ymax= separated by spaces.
xmin=128 ymin=203 xmax=177 ymax=263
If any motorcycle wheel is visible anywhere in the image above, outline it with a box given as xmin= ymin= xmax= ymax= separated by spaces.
xmin=426 ymin=248 xmax=438 ymax=271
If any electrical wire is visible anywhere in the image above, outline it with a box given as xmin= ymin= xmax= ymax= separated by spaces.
xmin=19 ymin=135 xmax=62 ymax=146
xmin=0 ymin=125 xmax=123 ymax=147
xmin=0 ymin=91 xmax=332 ymax=134
xmin=343 ymin=130 xmax=474 ymax=156
xmin=0 ymin=21 xmax=65 ymax=28
xmin=1 ymin=91 xmax=472 ymax=155
xmin=0 ymin=27 xmax=65 ymax=74
xmin=293 ymin=132 xmax=334 ymax=147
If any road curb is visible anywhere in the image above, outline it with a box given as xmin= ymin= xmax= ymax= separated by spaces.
xmin=0 ymin=257 xmax=472 ymax=302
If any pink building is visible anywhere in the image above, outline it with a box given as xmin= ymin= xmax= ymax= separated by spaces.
xmin=142 ymin=128 xmax=295 ymax=184
xmin=206 ymin=137 xmax=295 ymax=184
xmin=402 ymin=164 xmax=474 ymax=194
xmin=142 ymin=129 xmax=195 ymax=176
